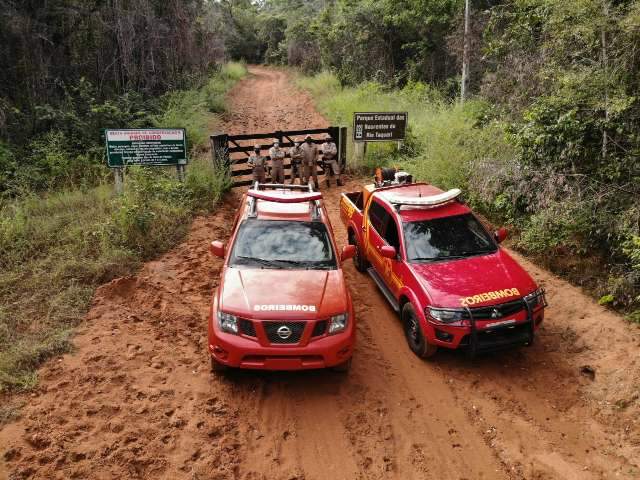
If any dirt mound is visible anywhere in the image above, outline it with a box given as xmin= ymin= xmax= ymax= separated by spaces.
xmin=1 ymin=67 xmax=639 ymax=480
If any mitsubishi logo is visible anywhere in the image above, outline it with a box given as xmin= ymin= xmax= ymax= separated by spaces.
xmin=277 ymin=325 xmax=292 ymax=339
xmin=490 ymin=308 xmax=502 ymax=319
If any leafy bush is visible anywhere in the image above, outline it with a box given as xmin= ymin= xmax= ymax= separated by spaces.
xmin=0 ymin=160 xmax=230 ymax=392
xmin=299 ymin=70 xmax=640 ymax=315
xmin=0 ymin=64 xmax=244 ymax=391
xmin=155 ymin=62 xmax=247 ymax=149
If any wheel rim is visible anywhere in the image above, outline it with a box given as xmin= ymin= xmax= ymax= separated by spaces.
xmin=406 ymin=311 xmax=421 ymax=348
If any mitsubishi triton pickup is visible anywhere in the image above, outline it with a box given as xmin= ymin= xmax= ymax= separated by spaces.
xmin=208 ymin=183 xmax=356 ymax=372
xmin=341 ymin=178 xmax=546 ymax=358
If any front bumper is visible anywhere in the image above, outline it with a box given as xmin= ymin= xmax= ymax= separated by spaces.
xmin=208 ymin=299 xmax=355 ymax=370
xmin=209 ymin=331 xmax=354 ymax=370
xmin=425 ymin=298 xmax=546 ymax=355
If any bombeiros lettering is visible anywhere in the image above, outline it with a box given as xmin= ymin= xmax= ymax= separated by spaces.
xmin=253 ymin=304 xmax=317 ymax=312
xmin=460 ymin=288 xmax=520 ymax=306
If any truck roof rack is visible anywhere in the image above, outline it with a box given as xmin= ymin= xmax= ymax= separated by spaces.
xmin=383 ymin=188 xmax=462 ymax=211
xmin=247 ymin=182 xmax=322 ymax=219
xmin=253 ymin=182 xmax=314 ymax=192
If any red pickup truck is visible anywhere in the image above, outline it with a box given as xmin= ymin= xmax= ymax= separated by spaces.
xmin=341 ymin=181 xmax=546 ymax=358
xmin=208 ymin=184 xmax=356 ymax=372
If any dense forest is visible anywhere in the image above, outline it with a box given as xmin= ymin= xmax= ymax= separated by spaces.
xmin=0 ymin=0 xmax=638 ymax=319
xmin=225 ymin=0 xmax=639 ymax=317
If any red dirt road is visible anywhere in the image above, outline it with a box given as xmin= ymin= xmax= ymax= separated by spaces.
xmin=1 ymin=66 xmax=639 ymax=480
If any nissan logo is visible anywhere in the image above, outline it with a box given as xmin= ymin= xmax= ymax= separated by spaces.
xmin=490 ymin=308 xmax=502 ymax=319
xmin=277 ymin=325 xmax=292 ymax=339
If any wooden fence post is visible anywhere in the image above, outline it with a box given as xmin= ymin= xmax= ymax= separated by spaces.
xmin=353 ymin=142 xmax=367 ymax=170
xmin=339 ymin=126 xmax=348 ymax=172
xmin=211 ymin=133 xmax=229 ymax=169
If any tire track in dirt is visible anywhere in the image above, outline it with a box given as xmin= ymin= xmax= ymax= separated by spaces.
xmin=323 ymin=179 xmax=640 ymax=480
xmin=1 ymin=66 xmax=639 ymax=480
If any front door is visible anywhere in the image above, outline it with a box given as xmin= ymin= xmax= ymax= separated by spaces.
xmin=366 ymin=199 xmax=404 ymax=295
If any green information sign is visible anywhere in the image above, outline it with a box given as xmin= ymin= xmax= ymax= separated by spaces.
xmin=105 ymin=128 xmax=187 ymax=167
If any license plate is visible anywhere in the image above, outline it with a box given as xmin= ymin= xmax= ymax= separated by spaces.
xmin=484 ymin=319 xmax=517 ymax=329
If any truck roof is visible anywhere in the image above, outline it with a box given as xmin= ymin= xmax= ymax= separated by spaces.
xmin=372 ymin=183 xmax=471 ymax=222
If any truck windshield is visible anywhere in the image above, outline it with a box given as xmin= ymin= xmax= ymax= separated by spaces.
xmin=403 ymin=213 xmax=497 ymax=262
xmin=230 ymin=220 xmax=337 ymax=270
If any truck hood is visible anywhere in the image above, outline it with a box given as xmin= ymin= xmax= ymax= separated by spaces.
xmin=411 ymin=249 xmax=538 ymax=308
xmin=219 ymin=267 xmax=347 ymax=319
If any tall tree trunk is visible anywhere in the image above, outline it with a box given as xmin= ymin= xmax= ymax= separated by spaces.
xmin=461 ymin=0 xmax=470 ymax=103
xmin=601 ymin=0 xmax=609 ymax=164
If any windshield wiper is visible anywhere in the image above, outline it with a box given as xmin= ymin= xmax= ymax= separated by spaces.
xmin=270 ymin=259 xmax=306 ymax=266
xmin=459 ymin=249 xmax=497 ymax=256
xmin=235 ymin=256 xmax=275 ymax=267
xmin=271 ymin=259 xmax=335 ymax=269
xmin=411 ymin=256 xmax=446 ymax=262
xmin=412 ymin=251 xmax=493 ymax=262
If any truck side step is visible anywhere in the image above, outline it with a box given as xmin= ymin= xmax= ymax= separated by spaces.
xmin=367 ymin=267 xmax=400 ymax=313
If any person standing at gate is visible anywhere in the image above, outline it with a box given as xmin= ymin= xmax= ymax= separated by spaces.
xmin=288 ymin=140 xmax=304 ymax=185
xmin=269 ymin=140 xmax=285 ymax=184
xmin=301 ymin=134 xmax=319 ymax=189
xmin=321 ymin=134 xmax=342 ymax=187
xmin=248 ymin=145 xmax=267 ymax=184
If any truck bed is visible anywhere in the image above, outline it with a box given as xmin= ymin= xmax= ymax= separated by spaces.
xmin=340 ymin=191 xmax=365 ymax=240
xmin=343 ymin=191 xmax=364 ymax=211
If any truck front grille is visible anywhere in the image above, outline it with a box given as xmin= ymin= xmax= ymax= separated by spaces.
xmin=239 ymin=318 xmax=256 ymax=337
xmin=311 ymin=320 xmax=327 ymax=337
xmin=465 ymin=299 xmax=525 ymax=319
xmin=263 ymin=321 xmax=306 ymax=344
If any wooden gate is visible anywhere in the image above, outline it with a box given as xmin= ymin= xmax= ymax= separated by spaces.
xmin=210 ymin=126 xmax=347 ymax=188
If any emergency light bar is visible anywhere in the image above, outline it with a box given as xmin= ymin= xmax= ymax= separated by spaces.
xmin=247 ymin=183 xmax=323 ymax=219
xmin=383 ymin=188 xmax=462 ymax=209
xmin=247 ymin=190 xmax=323 ymax=203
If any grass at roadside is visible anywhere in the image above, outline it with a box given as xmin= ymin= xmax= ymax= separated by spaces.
xmin=297 ymin=71 xmax=640 ymax=320
xmin=0 ymin=63 xmax=245 ymax=393
xmin=296 ymin=72 xmax=514 ymax=199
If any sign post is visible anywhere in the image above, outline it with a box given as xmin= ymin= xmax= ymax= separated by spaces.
xmin=353 ymin=112 xmax=407 ymax=142
xmin=353 ymin=112 xmax=407 ymax=168
xmin=114 ymin=167 xmax=124 ymax=194
xmin=105 ymin=128 xmax=188 ymax=192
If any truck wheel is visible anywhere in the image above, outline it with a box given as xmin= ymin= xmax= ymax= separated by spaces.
xmin=210 ymin=357 xmax=228 ymax=373
xmin=350 ymin=235 xmax=368 ymax=273
xmin=332 ymin=358 xmax=352 ymax=373
xmin=402 ymin=303 xmax=438 ymax=359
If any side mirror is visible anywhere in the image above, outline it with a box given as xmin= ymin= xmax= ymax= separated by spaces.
xmin=380 ymin=245 xmax=397 ymax=259
xmin=209 ymin=241 xmax=226 ymax=258
xmin=494 ymin=227 xmax=508 ymax=244
xmin=340 ymin=245 xmax=356 ymax=261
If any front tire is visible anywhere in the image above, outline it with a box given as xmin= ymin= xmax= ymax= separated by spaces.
xmin=350 ymin=234 xmax=368 ymax=273
xmin=332 ymin=358 xmax=352 ymax=372
xmin=210 ymin=357 xmax=228 ymax=373
xmin=402 ymin=303 xmax=438 ymax=359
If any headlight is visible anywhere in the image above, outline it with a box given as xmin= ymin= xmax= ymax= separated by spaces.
xmin=329 ymin=313 xmax=348 ymax=334
xmin=217 ymin=311 xmax=238 ymax=334
xmin=524 ymin=288 xmax=545 ymax=308
xmin=427 ymin=307 xmax=465 ymax=324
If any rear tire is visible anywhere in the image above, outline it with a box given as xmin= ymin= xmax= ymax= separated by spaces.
xmin=210 ymin=357 xmax=228 ymax=373
xmin=332 ymin=358 xmax=352 ymax=372
xmin=350 ymin=235 xmax=368 ymax=273
xmin=402 ymin=303 xmax=438 ymax=359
